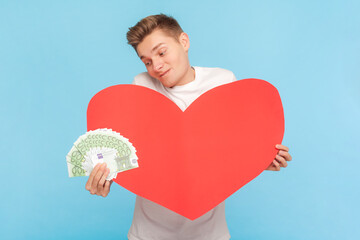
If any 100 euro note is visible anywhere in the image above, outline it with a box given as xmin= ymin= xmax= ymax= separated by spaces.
xmin=66 ymin=129 xmax=139 ymax=180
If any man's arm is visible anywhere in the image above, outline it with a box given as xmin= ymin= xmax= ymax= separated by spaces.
xmin=265 ymin=144 xmax=292 ymax=171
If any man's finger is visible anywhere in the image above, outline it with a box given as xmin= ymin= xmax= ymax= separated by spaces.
xmin=98 ymin=168 xmax=110 ymax=194
xmin=275 ymin=144 xmax=289 ymax=152
xmin=91 ymin=163 xmax=106 ymax=192
xmin=86 ymin=163 xmax=102 ymax=191
xmin=102 ymin=180 xmax=112 ymax=197
xmin=275 ymin=155 xmax=288 ymax=168
xmin=272 ymin=159 xmax=281 ymax=171
xmin=278 ymin=150 xmax=292 ymax=161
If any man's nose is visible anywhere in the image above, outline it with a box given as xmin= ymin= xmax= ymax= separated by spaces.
xmin=153 ymin=59 xmax=164 ymax=72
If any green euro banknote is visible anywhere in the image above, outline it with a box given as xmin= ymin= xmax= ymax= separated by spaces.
xmin=66 ymin=128 xmax=138 ymax=180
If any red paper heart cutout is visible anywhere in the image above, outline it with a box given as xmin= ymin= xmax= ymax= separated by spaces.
xmin=87 ymin=79 xmax=284 ymax=220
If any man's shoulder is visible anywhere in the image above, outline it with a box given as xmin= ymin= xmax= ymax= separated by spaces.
xmin=132 ymin=72 xmax=161 ymax=89
xmin=132 ymin=72 xmax=151 ymax=84
xmin=131 ymin=72 xmax=162 ymax=92
xmin=195 ymin=66 xmax=237 ymax=82
xmin=196 ymin=66 xmax=233 ymax=74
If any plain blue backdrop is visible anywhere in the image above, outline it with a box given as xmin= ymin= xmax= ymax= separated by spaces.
xmin=1 ymin=0 xmax=359 ymax=239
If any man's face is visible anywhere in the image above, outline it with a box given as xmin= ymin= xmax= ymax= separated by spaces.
xmin=136 ymin=29 xmax=191 ymax=88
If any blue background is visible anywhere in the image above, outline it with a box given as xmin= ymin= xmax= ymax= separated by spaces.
xmin=1 ymin=0 xmax=359 ymax=239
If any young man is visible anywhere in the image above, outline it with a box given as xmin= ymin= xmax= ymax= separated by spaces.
xmin=85 ymin=14 xmax=292 ymax=240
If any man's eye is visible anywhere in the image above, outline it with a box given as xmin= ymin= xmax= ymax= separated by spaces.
xmin=145 ymin=61 xmax=151 ymax=66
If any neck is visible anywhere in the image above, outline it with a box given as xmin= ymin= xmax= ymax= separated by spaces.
xmin=175 ymin=66 xmax=195 ymax=87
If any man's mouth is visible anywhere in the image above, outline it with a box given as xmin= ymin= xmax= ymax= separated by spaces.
xmin=160 ymin=69 xmax=170 ymax=77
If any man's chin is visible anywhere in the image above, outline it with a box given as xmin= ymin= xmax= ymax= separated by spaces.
xmin=160 ymin=80 xmax=175 ymax=88
xmin=164 ymin=83 xmax=175 ymax=88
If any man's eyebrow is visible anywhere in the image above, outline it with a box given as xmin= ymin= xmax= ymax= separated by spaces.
xmin=139 ymin=43 xmax=165 ymax=59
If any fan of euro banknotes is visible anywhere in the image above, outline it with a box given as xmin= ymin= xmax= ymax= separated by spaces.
xmin=66 ymin=128 xmax=139 ymax=180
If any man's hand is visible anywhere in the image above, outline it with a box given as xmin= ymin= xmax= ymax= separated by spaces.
xmin=266 ymin=144 xmax=292 ymax=171
xmin=85 ymin=162 xmax=113 ymax=197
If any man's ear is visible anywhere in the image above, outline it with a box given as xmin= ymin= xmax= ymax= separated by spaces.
xmin=179 ymin=32 xmax=190 ymax=52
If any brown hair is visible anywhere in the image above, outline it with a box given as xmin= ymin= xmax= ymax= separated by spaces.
xmin=127 ymin=14 xmax=184 ymax=51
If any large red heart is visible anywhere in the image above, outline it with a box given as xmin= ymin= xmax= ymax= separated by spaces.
xmin=87 ymin=79 xmax=284 ymax=220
